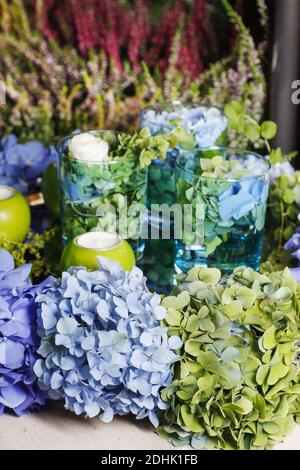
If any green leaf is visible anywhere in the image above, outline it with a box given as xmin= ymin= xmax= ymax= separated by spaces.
xmin=245 ymin=124 xmax=261 ymax=142
xmin=254 ymin=394 xmax=266 ymax=418
xmin=186 ymin=267 xmax=221 ymax=284
xmin=199 ymin=268 xmax=221 ymax=285
xmin=197 ymin=373 xmax=214 ymax=392
xmin=177 ymin=390 xmax=195 ymax=401
xmin=224 ymin=101 xmax=243 ymax=121
xmin=165 ymin=307 xmax=182 ymax=326
xmin=263 ymin=422 xmax=281 ymax=435
xmin=274 ymin=286 xmax=292 ymax=303
xmin=262 ymin=325 xmax=277 ymax=350
xmin=186 ymin=314 xmax=201 ymax=332
xmin=253 ymin=427 xmax=268 ymax=447
xmin=267 ymin=362 xmax=289 ymax=385
xmin=221 ymin=347 xmax=240 ymax=363
xmin=205 ymin=236 xmax=222 ymax=256
xmin=197 ymin=351 xmax=219 ymax=368
xmin=185 ymin=339 xmax=202 ymax=357
xmin=236 ymin=286 xmax=257 ymax=308
xmin=181 ymin=405 xmax=204 ymax=432
xmin=261 ymin=121 xmax=278 ymax=140
xmin=176 ymin=291 xmax=191 ymax=309
xmin=186 ymin=359 xmax=202 ymax=374
xmin=234 ymin=397 xmax=253 ymax=415
xmin=256 ymin=364 xmax=269 ymax=385
xmin=269 ymin=147 xmax=283 ymax=164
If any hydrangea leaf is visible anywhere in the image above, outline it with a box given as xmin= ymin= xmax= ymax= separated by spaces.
xmin=256 ymin=364 xmax=269 ymax=386
xmin=234 ymin=397 xmax=253 ymax=415
xmin=165 ymin=308 xmax=182 ymax=327
xmin=262 ymin=326 xmax=277 ymax=350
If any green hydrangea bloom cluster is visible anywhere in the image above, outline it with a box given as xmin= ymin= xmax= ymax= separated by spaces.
xmin=159 ymin=266 xmax=300 ymax=450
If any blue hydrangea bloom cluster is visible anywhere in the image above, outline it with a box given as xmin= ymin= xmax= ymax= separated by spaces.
xmin=141 ymin=105 xmax=228 ymax=148
xmin=34 ymin=257 xmax=181 ymax=426
xmin=0 ymin=249 xmax=52 ymax=415
xmin=218 ymin=178 xmax=268 ymax=221
xmin=0 ymin=134 xmax=57 ymax=194
xmin=270 ymin=161 xmax=295 ymax=184
xmin=284 ymin=214 xmax=300 ymax=282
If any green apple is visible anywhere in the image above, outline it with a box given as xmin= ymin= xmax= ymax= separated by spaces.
xmin=42 ymin=161 xmax=60 ymax=219
xmin=61 ymin=231 xmax=135 ymax=271
xmin=0 ymin=185 xmax=31 ymax=242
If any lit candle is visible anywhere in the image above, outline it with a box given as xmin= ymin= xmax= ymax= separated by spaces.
xmin=60 ymin=231 xmax=135 ymax=271
xmin=68 ymin=133 xmax=110 ymax=162
xmin=0 ymin=185 xmax=31 ymax=242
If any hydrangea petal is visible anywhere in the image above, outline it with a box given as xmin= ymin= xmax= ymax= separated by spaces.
xmin=0 ymin=385 xmax=28 ymax=408
xmin=0 ymin=249 xmax=14 ymax=273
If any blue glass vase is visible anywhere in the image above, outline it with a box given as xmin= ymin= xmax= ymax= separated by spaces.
xmin=57 ymin=130 xmax=147 ymax=259
xmin=141 ymin=101 xmax=228 ymax=226
xmin=174 ymin=147 xmax=270 ymax=273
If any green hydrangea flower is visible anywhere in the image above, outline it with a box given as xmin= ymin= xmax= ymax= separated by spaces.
xmin=158 ymin=266 xmax=300 ymax=450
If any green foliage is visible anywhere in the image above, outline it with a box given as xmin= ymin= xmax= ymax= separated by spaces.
xmin=176 ymin=154 xmax=267 ymax=255
xmin=0 ymin=226 xmax=61 ymax=282
xmin=266 ymin=172 xmax=300 ymax=251
xmin=224 ymin=100 xmax=278 ymax=155
xmin=116 ymin=128 xmax=170 ymax=168
xmin=159 ymin=266 xmax=300 ymax=450
xmin=224 ymin=99 xmax=300 ymax=270
xmin=60 ymin=128 xmax=181 ymax=241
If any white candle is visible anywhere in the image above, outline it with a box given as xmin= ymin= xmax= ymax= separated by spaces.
xmin=75 ymin=231 xmax=121 ymax=250
xmin=0 ymin=185 xmax=15 ymax=200
xmin=69 ymin=133 xmax=110 ymax=162
xmin=61 ymin=230 xmax=135 ymax=271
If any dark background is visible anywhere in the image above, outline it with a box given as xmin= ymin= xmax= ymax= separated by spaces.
xmin=245 ymin=0 xmax=300 ymax=159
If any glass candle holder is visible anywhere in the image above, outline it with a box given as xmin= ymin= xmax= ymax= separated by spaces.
xmin=140 ymin=102 xmax=228 ymax=221
xmin=174 ymin=148 xmax=270 ymax=273
xmin=57 ymin=130 xmax=148 ymax=259
xmin=0 ymin=184 xmax=31 ymax=242
xmin=60 ymin=231 xmax=135 ymax=272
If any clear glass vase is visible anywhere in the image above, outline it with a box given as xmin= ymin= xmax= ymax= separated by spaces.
xmin=174 ymin=147 xmax=270 ymax=273
xmin=57 ymin=131 xmax=148 ymax=259
xmin=141 ymin=101 xmax=228 ymax=224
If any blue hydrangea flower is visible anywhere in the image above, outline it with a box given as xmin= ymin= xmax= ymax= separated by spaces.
xmin=34 ymin=258 xmax=181 ymax=427
xmin=0 ymin=134 xmax=57 ymax=194
xmin=0 ymin=249 xmax=53 ymax=416
xmin=281 ymin=211 xmax=300 ymax=283
xmin=270 ymin=161 xmax=295 ymax=184
xmin=141 ymin=105 xmax=227 ymax=148
xmin=283 ymin=214 xmax=300 ymax=282
xmin=284 ymin=230 xmax=300 ymax=260
xmin=218 ymin=178 xmax=268 ymax=221
xmin=289 ymin=267 xmax=300 ymax=282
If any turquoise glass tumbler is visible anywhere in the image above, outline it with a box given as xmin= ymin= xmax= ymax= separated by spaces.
xmin=174 ymin=148 xmax=270 ymax=273
xmin=141 ymin=102 xmax=228 ymax=222
xmin=57 ymin=130 xmax=147 ymax=259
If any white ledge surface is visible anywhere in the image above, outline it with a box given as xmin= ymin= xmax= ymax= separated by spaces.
xmin=0 ymin=403 xmax=299 ymax=450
